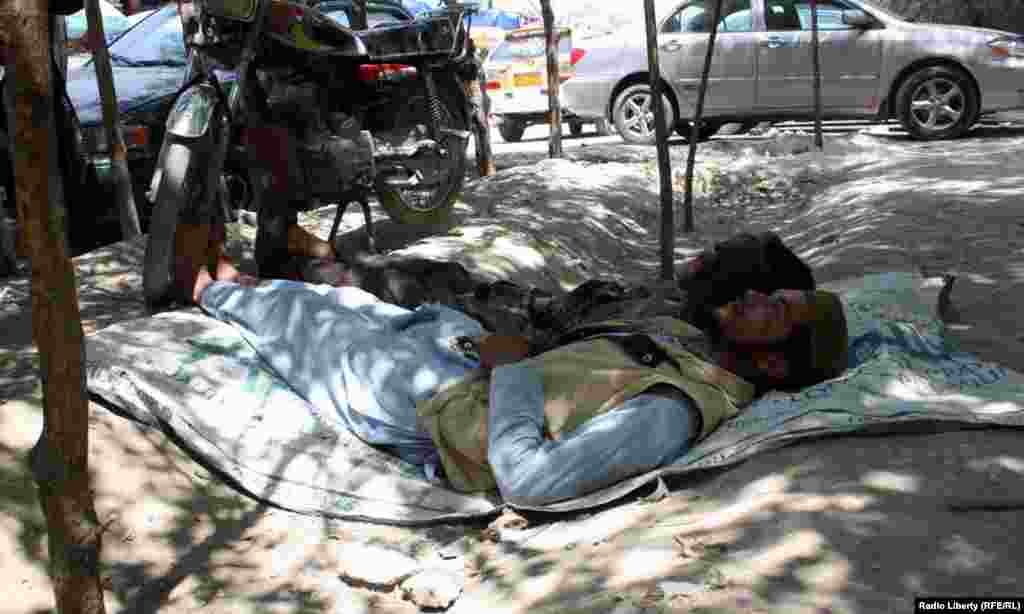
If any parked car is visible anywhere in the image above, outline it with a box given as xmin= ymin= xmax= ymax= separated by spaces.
xmin=483 ymin=25 xmax=612 ymax=142
xmin=65 ymin=0 xmax=415 ymax=231
xmin=562 ymin=0 xmax=1024 ymax=144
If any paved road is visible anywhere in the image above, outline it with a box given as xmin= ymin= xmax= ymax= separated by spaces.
xmin=472 ymin=114 xmax=1024 ymax=157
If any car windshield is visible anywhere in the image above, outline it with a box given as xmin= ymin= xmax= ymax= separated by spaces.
xmin=100 ymin=3 xmax=401 ymax=68
xmin=105 ymin=6 xmax=186 ymax=66
xmin=489 ymin=33 xmax=570 ymax=63
xmin=65 ymin=3 xmax=132 ymax=43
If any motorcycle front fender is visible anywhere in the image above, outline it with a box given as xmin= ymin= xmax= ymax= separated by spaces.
xmin=165 ymin=84 xmax=221 ymax=139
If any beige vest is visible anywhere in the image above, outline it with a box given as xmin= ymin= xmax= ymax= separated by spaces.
xmin=417 ymin=317 xmax=754 ymax=493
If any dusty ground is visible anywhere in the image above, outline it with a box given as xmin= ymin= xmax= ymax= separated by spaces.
xmin=2 ymin=127 xmax=1024 ymax=613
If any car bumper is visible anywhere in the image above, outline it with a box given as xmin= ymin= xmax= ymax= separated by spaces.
xmin=489 ymin=85 xmax=557 ymax=116
xmin=562 ymin=77 xmax=617 ymax=120
xmin=971 ymin=59 xmax=1024 ymax=113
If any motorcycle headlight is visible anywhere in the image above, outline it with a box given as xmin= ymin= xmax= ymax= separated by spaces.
xmin=989 ymin=36 xmax=1024 ymax=61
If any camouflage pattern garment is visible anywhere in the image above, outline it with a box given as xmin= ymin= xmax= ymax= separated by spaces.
xmin=450 ymin=231 xmax=818 ymax=355
xmin=337 ymin=231 xmax=816 ymax=355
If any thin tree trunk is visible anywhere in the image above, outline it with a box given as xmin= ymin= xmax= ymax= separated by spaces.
xmin=471 ymin=68 xmax=496 ymax=176
xmin=539 ymin=0 xmax=563 ymax=158
xmin=351 ymin=0 xmax=368 ymax=29
xmin=6 ymin=1 xmax=108 ymax=612
xmin=86 ymin=0 xmax=141 ymax=239
xmin=810 ymin=0 xmax=823 ymax=150
xmin=53 ymin=9 xmax=68 ymax=78
xmin=681 ymin=0 xmax=724 ymax=236
xmin=642 ymin=0 xmax=675 ymax=279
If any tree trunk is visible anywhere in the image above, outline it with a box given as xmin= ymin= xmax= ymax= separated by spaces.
xmin=681 ymin=0 xmax=724 ymax=236
xmin=5 ymin=2 xmax=108 ymax=612
xmin=539 ymin=0 xmax=563 ymax=158
xmin=810 ymin=0 xmax=823 ymax=150
xmin=85 ymin=0 xmax=141 ymax=239
xmin=470 ymin=69 xmax=496 ymax=177
xmin=642 ymin=0 xmax=675 ymax=279
xmin=351 ymin=0 xmax=368 ymax=29
xmin=53 ymin=8 xmax=68 ymax=78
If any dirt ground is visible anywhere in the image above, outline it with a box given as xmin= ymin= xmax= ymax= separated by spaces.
xmin=2 ymin=128 xmax=1024 ymax=614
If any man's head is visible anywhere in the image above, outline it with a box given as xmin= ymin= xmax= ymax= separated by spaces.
xmin=711 ymin=289 xmax=849 ymax=391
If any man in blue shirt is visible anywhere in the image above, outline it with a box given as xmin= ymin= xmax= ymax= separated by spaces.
xmin=183 ymin=261 xmax=848 ymax=505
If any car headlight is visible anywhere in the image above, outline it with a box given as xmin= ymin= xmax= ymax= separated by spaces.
xmin=989 ymin=36 xmax=1024 ymax=61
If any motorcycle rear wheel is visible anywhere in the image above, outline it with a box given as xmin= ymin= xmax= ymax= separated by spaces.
xmin=142 ymin=136 xmax=212 ymax=310
xmin=375 ymin=74 xmax=469 ymax=227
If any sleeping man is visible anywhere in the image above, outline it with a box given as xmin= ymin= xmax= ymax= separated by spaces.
xmin=186 ymin=268 xmax=848 ymax=507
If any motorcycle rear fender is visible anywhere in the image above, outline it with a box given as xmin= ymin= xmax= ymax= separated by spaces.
xmin=165 ymin=84 xmax=221 ymax=139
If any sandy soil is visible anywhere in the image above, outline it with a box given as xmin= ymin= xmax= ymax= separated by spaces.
xmin=2 ymin=127 xmax=1023 ymax=613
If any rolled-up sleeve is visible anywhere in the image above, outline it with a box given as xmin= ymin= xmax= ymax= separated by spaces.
xmin=487 ymin=363 xmax=700 ymax=507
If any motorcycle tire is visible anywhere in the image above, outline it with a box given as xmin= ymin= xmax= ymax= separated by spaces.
xmin=375 ymin=73 xmax=469 ymax=227
xmin=142 ymin=136 xmax=210 ymax=310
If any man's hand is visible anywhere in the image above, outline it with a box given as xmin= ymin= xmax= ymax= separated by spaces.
xmin=479 ymin=334 xmax=530 ymax=369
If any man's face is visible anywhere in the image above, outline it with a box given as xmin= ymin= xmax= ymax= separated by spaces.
xmin=713 ymin=289 xmax=811 ymax=345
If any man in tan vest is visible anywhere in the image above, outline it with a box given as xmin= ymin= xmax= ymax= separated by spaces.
xmin=189 ymin=262 xmax=849 ymax=507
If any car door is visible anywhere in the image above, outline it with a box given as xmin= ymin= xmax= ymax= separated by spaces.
xmin=657 ymin=0 xmax=757 ymax=117
xmin=756 ymin=0 xmax=883 ymax=112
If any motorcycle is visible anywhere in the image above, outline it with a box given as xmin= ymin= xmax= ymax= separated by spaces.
xmin=143 ymin=0 xmax=478 ymax=307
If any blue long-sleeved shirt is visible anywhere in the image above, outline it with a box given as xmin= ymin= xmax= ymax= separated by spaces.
xmin=200 ymin=279 xmax=700 ymax=505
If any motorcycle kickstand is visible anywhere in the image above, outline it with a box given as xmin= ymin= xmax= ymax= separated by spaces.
xmin=328 ymin=196 xmax=376 ymax=254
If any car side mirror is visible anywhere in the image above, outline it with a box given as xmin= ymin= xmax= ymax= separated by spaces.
xmin=842 ymin=9 xmax=874 ymax=28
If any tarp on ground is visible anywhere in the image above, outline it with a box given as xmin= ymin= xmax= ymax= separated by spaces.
xmin=86 ymin=272 xmax=1024 ymax=525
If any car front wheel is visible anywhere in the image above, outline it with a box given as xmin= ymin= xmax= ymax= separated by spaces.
xmin=613 ymin=84 xmax=675 ymax=145
xmin=895 ymin=65 xmax=978 ymax=140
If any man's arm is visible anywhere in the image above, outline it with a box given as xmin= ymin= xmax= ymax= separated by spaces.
xmin=487 ymin=364 xmax=700 ymax=507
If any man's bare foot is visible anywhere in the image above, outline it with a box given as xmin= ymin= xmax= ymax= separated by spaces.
xmin=192 ymin=266 xmax=216 ymax=304
xmin=210 ymin=256 xmax=260 ymax=290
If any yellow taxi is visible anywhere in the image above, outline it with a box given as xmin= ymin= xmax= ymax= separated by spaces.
xmin=482 ymin=25 xmax=612 ymax=142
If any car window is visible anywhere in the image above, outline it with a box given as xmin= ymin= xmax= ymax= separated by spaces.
xmin=765 ymin=0 xmax=860 ymax=31
xmin=488 ymin=33 xmax=571 ymax=63
xmin=662 ymin=0 xmax=753 ymax=34
xmin=105 ymin=7 xmax=186 ymax=65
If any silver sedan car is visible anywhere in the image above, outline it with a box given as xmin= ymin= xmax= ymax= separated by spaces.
xmin=562 ymin=0 xmax=1024 ymax=143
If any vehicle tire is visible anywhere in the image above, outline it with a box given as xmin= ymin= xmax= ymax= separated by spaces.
xmin=142 ymin=136 xmax=213 ymax=310
xmin=613 ymin=83 xmax=675 ymax=145
xmin=569 ymin=122 xmax=583 ymax=137
xmin=594 ymin=117 xmax=613 ymax=136
xmin=375 ymin=72 xmax=469 ymax=226
xmin=675 ymin=119 xmax=722 ymax=141
xmin=895 ymin=65 xmax=978 ymax=141
xmin=498 ymin=118 xmax=526 ymax=142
